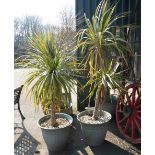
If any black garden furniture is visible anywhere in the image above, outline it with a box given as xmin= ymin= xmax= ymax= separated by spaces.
xmin=14 ymin=85 xmax=25 ymax=120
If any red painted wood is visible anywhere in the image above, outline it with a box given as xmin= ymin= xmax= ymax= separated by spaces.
xmin=116 ymin=83 xmax=141 ymax=144
xmin=124 ymin=118 xmax=130 ymax=133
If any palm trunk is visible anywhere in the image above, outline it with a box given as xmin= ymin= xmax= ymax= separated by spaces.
xmin=50 ymin=104 xmax=58 ymax=127
xmin=92 ymin=83 xmax=106 ymax=120
xmin=92 ymin=84 xmax=102 ymax=120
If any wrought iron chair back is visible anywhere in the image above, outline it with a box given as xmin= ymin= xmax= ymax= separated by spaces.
xmin=14 ymin=85 xmax=25 ymax=120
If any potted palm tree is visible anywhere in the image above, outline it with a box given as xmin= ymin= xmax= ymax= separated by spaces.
xmin=16 ymin=32 xmax=77 ymax=152
xmin=76 ymin=0 xmax=132 ymax=146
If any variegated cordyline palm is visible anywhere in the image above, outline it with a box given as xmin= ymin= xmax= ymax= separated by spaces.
xmin=76 ymin=0 xmax=132 ymax=120
xmin=16 ymin=32 xmax=78 ymax=127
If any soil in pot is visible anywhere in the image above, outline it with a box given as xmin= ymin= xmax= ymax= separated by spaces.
xmin=79 ymin=110 xmax=111 ymax=124
xmin=40 ymin=116 xmax=70 ymax=129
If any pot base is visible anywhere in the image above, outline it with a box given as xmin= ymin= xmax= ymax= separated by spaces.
xmin=38 ymin=113 xmax=73 ymax=152
xmin=77 ymin=110 xmax=112 ymax=146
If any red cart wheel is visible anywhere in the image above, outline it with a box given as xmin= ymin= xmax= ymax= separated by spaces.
xmin=116 ymin=83 xmax=141 ymax=144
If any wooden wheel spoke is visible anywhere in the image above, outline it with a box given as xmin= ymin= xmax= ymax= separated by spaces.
xmin=131 ymin=119 xmax=135 ymax=138
xmin=136 ymin=104 xmax=141 ymax=109
xmin=119 ymin=115 xmax=128 ymax=124
xmin=136 ymin=114 xmax=141 ymax=120
xmin=131 ymin=87 xmax=136 ymax=105
xmin=124 ymin=118 xmax=130 ymax=133
xmin=134 ymin=118 xmax=141 ymax=133
xmin=135 ymin=92 xmax=141 ymax=106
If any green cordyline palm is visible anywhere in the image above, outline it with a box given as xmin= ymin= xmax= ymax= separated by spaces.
xmin=85 ymin=60 xmax=126 ymax=119
xmin=16 ymin=32 xmax=78 ymax=127
xmin=76 ymin=0 xmax=132 ymax=120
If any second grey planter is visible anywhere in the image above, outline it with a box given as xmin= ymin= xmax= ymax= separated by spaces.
xmin=77 ymin=110 xmax=112 ymax=146
xmin=38 ymin=113 xmax=73 ymax=152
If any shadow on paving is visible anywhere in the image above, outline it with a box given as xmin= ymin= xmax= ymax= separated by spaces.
xmin=47 ymin=115 xmax=140 ymax=155
xmin=48 ymin=141 xmax=129 ymax=155
xmin=14 ymin=121 xmax=40 ymax=155
xmin=90 ymin=141 xmax=129 ymax=155
xmin=14 ymin=113 xmax=141 ymax=155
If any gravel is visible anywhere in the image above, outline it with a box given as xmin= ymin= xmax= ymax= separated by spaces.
xmin=80 ymin=114 xmax=111 ymax=124
xmin=41 ymin=117 xmax=70 ymax=129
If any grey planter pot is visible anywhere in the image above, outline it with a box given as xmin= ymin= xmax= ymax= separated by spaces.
xmin=38 ymin=113 xmax=73 ymax=152
xmin=77 ymin=110 xmax=111 ymax=146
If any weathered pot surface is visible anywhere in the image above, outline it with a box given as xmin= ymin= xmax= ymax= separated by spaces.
xmin=38 ymin=113 xmax=73 ymax=152
xmin=77 ymin=110 xmax=112 ymax=146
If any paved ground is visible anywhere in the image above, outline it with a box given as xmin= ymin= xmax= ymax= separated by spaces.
xmin=14 ymin=69 xmax=141 ymax=155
